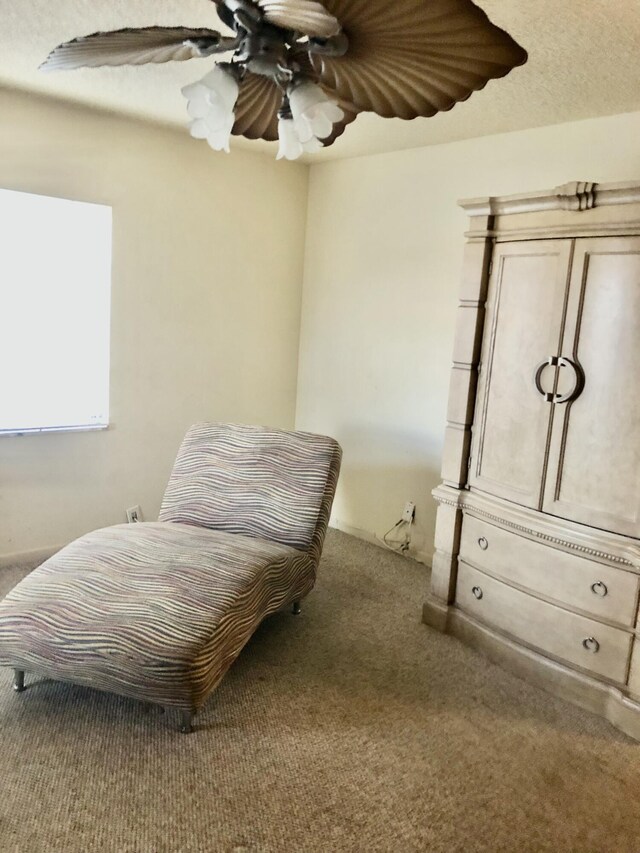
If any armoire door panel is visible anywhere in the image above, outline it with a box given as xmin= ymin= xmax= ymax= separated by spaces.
xmin=468 ymin=240 xmax=573 ymax=508
xmin=543 ymin=237 xmax=640 ymax=537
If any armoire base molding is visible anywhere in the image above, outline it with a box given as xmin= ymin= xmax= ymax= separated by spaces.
xmin=422 ymin=595 xmax=451 ymax=632
xmin=422 ymin=602 xmax=640 ymax=741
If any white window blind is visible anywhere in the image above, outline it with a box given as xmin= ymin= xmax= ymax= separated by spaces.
xmin=0 ymin=189 xmax=112 ymax=435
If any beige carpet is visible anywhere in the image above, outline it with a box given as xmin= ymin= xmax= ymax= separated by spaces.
xmin=1 ymin=529 xmax=639 ymax=853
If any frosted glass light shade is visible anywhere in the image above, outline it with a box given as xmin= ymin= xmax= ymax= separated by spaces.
xmin=289 ymin=81 xmax=344 ymax=143
xmin=182 ymin=64 xmax=239 ymax=153
xmin=276 ymin=118 xmax=326 ymax=160
xmin=302 ymin=136 xmax=323 ymax=153
xmin=277 ymin=118 xmax=303 ymax=161
xmin=205 ymin=113 xmax=236 ymax=153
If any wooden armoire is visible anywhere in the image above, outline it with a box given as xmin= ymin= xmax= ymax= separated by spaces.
xmin=423 ymin=181 xmax=640 ymax=739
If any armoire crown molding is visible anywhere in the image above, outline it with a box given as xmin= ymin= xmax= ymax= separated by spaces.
xmin=459 ymin=179 xmax=640 ymax=218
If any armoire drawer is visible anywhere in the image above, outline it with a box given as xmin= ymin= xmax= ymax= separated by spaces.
xmin=459 ymin=514 xmax=639 ymax=627
xmin=456 ymin=562 xmax=633 ymax=683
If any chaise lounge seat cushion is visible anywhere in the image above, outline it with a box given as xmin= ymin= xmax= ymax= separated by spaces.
xmin=0 ymin=521 xmax=315 ymax=711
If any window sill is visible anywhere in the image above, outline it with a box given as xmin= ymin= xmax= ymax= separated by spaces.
xmin=0 ymin=424 xmax=109 ymax=438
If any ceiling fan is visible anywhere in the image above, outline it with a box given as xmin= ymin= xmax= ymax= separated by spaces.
xmin=41 ymin=0 xmax=527 ymax=161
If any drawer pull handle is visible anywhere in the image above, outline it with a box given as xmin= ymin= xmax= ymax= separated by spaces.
xmin=472 ymin=586 xmax=484 ymax=600
xmin=582 ymin=637 xmax=600 ymax=654
xmin=591 ymin=581 xmax=608 ymax=598
xmin=478 ymin=537 xmax=489 ymax=551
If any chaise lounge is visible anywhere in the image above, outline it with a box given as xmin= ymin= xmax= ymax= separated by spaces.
xmin=0 ymin=422 xmax=342 ymax=732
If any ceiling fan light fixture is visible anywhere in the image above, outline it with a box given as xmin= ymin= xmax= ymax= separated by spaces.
xmin=289 ymin=80 xmax=344 ymax=144
xmin=206 ymin=115 xmax=237 ymax=152
xmin=302 ymin=135 xmax=324 ymax=154
xmin=181 ymin=64 xmax=239 ymax=152
xmin=276 ymin=82 xmax=344 ymax=161
xmin=39 ymin=0 xmax=528 ymax=159
xmin=276 ymin=117 xmax=304 ymax=161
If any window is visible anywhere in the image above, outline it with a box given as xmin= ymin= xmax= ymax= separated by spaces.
xmin=0 ymin=189 xmax=112 ymax=435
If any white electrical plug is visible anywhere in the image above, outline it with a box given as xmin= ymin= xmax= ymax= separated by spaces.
xmin=401 ymin=501 xmax=416 ymax=524
xmin=126 ymin=505 xmax=143 ymax=523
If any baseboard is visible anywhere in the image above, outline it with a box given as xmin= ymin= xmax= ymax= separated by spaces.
xmin=331 ymin=519 xmax=382 ymax=548
xmin=331 ymin=519 xmax=432 ymax=566
xmin=412 ymin=548 xmax=434 ymax=568
xmin=0 ymin=544 xmax=63 ymax=570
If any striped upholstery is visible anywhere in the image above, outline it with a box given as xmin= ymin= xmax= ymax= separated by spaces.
xmin=0 ymin=424 xmax=341 ymax=714
xmin=160 ymin=423 xmax=339 ymax=556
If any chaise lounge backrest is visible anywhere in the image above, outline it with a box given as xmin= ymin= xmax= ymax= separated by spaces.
xmin=159 ymin=423 xmax=342 ymax=566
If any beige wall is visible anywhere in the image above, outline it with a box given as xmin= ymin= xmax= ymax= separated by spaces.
xmin=0 ymin=87 xmax=308 ymax=559
xmin=296 ymin=110 xmax=640 ymax=563
xmin=4 ymin=91 xmax=640 ymax=567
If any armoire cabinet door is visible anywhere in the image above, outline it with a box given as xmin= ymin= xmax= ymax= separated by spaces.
xmin=543 ymin=237 xmax=640 ymax=538
xmin=468 ymin=240 xmax=573 ymax=508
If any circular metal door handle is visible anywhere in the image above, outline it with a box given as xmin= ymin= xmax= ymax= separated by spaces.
xmin=472 ymin=586 xmax=483 ymax=600
xmin=534 ymin=356 xmax=585 ymax=405
xmin=554 ymin=357 xmax=585 ymax=404
xmin=582 ymin=637 xmax=600 ymax=654
xmin=534 ymin=357 xmax=556 ymax=402
xmin=591 ymin=581 xmax=608 ymax=598
xmin=478 ymin=537 xmax=489 ymax=551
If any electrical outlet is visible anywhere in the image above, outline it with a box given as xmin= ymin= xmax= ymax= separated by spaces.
xmin=126 ymin=505 xmax=143 ymax=524
xmin=402 ymin=501 xmax=416 ymax=524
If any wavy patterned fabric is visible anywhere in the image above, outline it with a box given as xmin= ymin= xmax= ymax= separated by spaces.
xmin=0 ymin=424 xmax=342 ymax=716
xmin=160 ymin=423 xmax=340 ymax=554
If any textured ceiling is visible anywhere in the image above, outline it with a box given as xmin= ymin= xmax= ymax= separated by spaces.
xmin=2 ymin=1 xmax=640 ymax=161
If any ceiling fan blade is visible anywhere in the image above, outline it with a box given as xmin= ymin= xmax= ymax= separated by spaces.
xmin=40 ymin=27 xmax=233 ymax=71
xmin=257 ymin=0 xmax=342 ymax=38
xmin=311 ymin=0 xmax=527 ymax=119
xmin=232 ymin=72 xmax=282 ymax=141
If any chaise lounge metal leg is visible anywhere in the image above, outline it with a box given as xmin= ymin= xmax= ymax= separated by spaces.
xmin=13 ymin=670 xmax=25 ymax=693
xmin=292 ymin=600 xmax=301 ymax=616
xmin=179 ymin=711 xmax=193 ymax=734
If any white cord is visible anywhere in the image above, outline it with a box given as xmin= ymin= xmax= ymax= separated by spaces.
xmin=381 ymin=518 xmax=412 ymax=554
